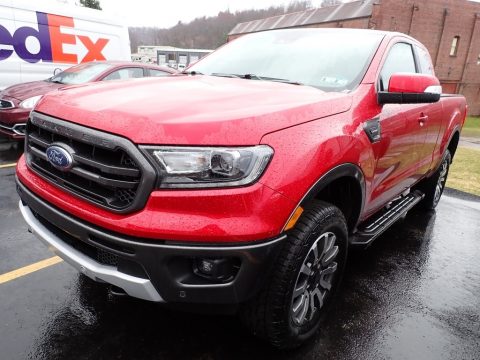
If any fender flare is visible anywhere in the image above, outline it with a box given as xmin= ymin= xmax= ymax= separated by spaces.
xmin=445 ymin=125 xmax=461 ymax=156
xmin=294 ymin=163 xmax=366 ymax=230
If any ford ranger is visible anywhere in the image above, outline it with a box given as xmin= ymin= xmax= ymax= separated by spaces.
xmin=16 ymin=29 xmax=467 ymax=348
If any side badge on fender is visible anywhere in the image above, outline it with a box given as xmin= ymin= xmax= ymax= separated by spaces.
xmin=364 ymin=118 xmax=381 ymax=143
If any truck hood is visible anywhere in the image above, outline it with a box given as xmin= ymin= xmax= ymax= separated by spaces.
xmin=35 ymin=75 xmax=352 ymax=145
xmin=3 ymin=80 xmax=63 ymax=102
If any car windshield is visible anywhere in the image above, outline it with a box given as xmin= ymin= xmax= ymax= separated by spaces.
xmin=189 ymin=29 xmax=384 ymax=92
xmin=48 ymin=63 xmax=113 ymax=85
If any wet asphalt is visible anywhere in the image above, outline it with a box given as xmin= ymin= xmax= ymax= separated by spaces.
xmin=1 ymin=141 xmax=479 ymax=360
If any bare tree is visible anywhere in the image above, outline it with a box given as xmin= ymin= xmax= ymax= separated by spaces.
xmin=79 ymin=0 xmax=101 ymax=10
xmin=128 ymin=1 xmax=313 ymax=52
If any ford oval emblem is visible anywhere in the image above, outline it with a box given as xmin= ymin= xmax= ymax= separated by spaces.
xmin=46 ymin=145 xmax=73 ymax=171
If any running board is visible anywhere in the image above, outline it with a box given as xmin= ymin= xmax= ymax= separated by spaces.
xmin=350 ymin=190 xmax=425 ymax=246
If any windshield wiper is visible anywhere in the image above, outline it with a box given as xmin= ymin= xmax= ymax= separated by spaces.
xmin=210 ymin=72 xmax=302 ymax=85
xmin=181 ymin=70 xmax=203 ymax=75
xmin=49 ymin=79 xmax=65 ymax=84
xmin=243 ymin=74 xmax=303 ymax=85
xmin=210 ymin=72 xmax=241 ymax=78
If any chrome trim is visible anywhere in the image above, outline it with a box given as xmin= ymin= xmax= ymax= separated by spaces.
xmin=0 ymin=123 xmax=14 ymax=132
xmin=0 ymin=122 xmax=26 ymax=135
xmin=424 ymin=85 xmax=442 ymax=94
xmin=12 ymin=123 xmax=27 ymax=135
xmin=19 ymin=201 xmax=164 ymax=302
xmin=0 ymin=99 xmax=14 ymax=109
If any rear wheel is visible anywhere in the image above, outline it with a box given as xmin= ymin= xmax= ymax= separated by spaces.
xmin=240 ymin=201 xmax=348 ymax=349
xmin=418 ymin=150 xmax=451 ymax=210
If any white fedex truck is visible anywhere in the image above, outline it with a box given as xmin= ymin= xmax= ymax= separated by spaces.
xmin=0 ymin=0 xmax=131 ymax=89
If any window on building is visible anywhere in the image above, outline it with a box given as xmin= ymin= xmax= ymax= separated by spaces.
xmin=379 ymin=42 xmax=417 ymax=91
xmin=450 ymin=36 xmax=460 ymax=56
xmin=179 ymin=54 xmax=188 ymax=64
xmin=158 ymin=54 xmax=167 ymax=65
xmin=190 ymin=55 xmax=199 ymax=64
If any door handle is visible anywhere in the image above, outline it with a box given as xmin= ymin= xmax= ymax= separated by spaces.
xmin=418 ymin=114 xmax=429 ymax=126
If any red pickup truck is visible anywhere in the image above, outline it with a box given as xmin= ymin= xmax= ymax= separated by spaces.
xmin=16 ymin=29 xmax=466 ymax=348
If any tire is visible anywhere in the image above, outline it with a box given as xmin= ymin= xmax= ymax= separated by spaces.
xmin=418 ymin=149 xmax=452 ymax=210
xmin=240 ymin=200 xmax=348 ymax=349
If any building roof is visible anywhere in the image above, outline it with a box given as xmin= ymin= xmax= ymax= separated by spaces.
xmin=138 ymin=45 xmax=213 ymax=53
xmin=229 ymin=0 xmax=375 ymax=36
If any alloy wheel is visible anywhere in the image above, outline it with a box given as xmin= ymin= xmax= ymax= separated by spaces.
xmin=434 ymin=157 xmax=449 ymax=205
xmin=291 ymin=231 xmax=339 ymax=326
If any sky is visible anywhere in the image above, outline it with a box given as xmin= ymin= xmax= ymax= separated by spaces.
xmin=99 ymin=0 xmax=327 ymax=28
xmin=96 ymin=0 xmax=480 ymax=28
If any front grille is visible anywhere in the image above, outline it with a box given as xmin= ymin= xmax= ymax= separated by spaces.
xmin=0 ymin=99 xmax=14 ymax=109
xmin=25 ymin=112 xmax=156 ymax=213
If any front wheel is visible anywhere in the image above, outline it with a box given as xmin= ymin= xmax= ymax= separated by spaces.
xmin=240 ymin=201 xmax=348 ymax=349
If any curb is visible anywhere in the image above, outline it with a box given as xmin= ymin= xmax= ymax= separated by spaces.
xmin=444 ymin=187 xmax=480 ymax=202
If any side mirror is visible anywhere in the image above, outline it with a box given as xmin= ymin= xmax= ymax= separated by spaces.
xmin=53 ymin=68 xmax=62 ymax=76
xmin=378 ymin=73 xmax=442 ymax=104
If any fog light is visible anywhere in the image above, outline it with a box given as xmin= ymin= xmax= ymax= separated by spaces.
xmin=194 ymin=257 xmax=239 ymax=282
xmin=198 ymin=258 xmax=215 ymax=275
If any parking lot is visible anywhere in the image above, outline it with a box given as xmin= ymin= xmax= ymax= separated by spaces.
xmin=1 ymin=141 xmax=479 ymax=360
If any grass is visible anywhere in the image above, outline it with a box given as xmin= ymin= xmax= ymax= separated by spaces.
xmin=447 ymin=147 xmax=480 ymax=196
xmin=462 ymin=116 xmax=480 ymax=138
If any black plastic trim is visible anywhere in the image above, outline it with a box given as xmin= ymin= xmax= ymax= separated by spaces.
xmin=378 ymin=91 xmax=441 ymax=104
xmin=364 ymin=117 xmax=381 ymax=143
xmin=350 ymin=190 xmax=424 ymax=247
xmin=299 ymin=163 xmax=366 ymax=229
xmin=26 ymin=111 xmax=156 ymax=214
xmin=17 ymin=178 xmax=285 ymax=304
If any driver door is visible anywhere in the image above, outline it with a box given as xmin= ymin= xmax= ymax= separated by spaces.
xmin=367 ymin=42 xmax=425 ymax=213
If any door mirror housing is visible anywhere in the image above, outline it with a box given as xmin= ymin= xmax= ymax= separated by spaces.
xmin=378 ymin=73 xmax=442 ymax=104
xmin=53 ymin=68 xmax=62 ymax=76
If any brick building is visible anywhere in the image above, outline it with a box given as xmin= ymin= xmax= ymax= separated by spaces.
xmin=228 ymin=0 xmax=480 ymax=115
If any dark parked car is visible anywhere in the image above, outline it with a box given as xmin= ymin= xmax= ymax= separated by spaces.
xmin=0 ymin=61 xmax=176 ymax=139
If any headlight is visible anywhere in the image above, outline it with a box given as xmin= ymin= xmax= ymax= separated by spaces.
xmin=141 ymin=145 xmax=273 ymax=188
xmin=20 ymin=95 xmax=43 ymax=109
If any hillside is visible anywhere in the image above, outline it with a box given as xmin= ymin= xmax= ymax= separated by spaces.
xmin=128 ymin=1 xmax=313 ymax=51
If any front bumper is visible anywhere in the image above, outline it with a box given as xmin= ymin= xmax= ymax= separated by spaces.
xmin=17 ymin=179 xmax=285 ymax=304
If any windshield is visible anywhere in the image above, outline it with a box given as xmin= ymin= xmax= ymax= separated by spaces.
xmin=189 ymin=29 xmax=383 ymax=92
xmin=49 ymin=63 xmax=113 ymax=85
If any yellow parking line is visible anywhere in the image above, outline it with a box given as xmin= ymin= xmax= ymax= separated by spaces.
xmin=0 ymin=162 xmax=17 ymax=169
xmin=0 ymin=256 xmax=63 ymax=285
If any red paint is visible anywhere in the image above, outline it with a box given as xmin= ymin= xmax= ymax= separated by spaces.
xmin=388 ymin=73 xmax=440 ymax=93
xmin=16 ymin=156 xmax=295 ymax=242
xmin=0 ymin=62 xmax=176 ymax=139
xmin=16 ymin=31 xmax=467 ymax=243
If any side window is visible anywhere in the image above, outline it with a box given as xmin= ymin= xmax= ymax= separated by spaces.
xmin=149 ymin=69 xmax=170 ymax=77
xmin=103 ymin=67 xmax=145 ymax=81
xmin=416 ymin=46 xmax=434 ymax=75
xmin=379 ymin=43 xmax=417 ymax=91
